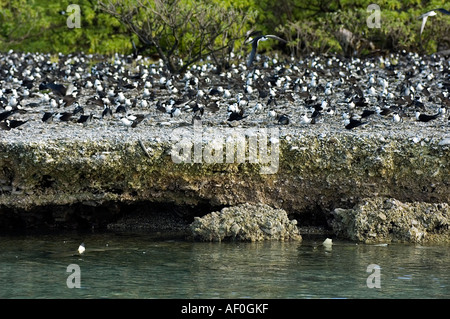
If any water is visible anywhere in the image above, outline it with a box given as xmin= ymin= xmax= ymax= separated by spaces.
xmin=0 ymin=231 xmax=449 ymax=299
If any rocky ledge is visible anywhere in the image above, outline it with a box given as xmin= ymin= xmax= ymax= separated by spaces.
xmin=1 ymin=125 xmax=449 ymax=243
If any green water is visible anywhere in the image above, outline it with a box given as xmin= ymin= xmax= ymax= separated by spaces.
xmin=0 ymin=231 xmax=448 ymax=299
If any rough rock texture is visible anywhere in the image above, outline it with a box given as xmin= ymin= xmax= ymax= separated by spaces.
xmin=1 ymin=128 xmax=449 ymax=209
xmin=331 ymin=197 xmax=450 ymax=243
xmin=1 ymin=127 xmax=450 ymax=238
xmin=190 ymin=203 xmax=301 ymax=241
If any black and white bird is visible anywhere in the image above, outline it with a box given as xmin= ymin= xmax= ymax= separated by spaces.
xmin=277 ymin=114 xmax=290 ymax=125
xmin=415 ymin=110 xmax=440 ymax=122
xmin=246 ymin=33 xmax=287 ymax=67
xmin=42 ymin=112 xmax=55 ymax=123
xmin=55 ymin=112 xmax=74 ymax=122
xmin=102 ymin=106 xmax=113 ymax=119
xmin=77 ymin=113 xmax=93 ymax=125
xmin=0 ymin=109 xmax=17 ymax=121
xmin=120 ymin=114 xmax=146 ymax=128
xmin=392 ymin=112 xmax=403 ymax=123
xmin=228 ymin=109 xmax=247 ymax=122
xmin=418 ymin=8 xmax=450 ymax=35
xmin=345 ymin=118 xmax=367 ymax=130
xmin=0 ymin=119 xmax=28 ymax=130
xmin=360 ymin=109 xmax=376 ymax=119
xmin=376 ymin=106 xmax=393 ymax=117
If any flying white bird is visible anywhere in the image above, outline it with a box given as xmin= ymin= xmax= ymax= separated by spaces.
xmin=418 ymin=8 xmax=450 ymax=35
xmin=246 ymin=33 xmax=287 ymax=67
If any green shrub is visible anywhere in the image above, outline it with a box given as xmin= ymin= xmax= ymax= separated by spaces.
xmin=99 ymin=0 xmax=256 ymax=73
xmin=274 ymin=0 xmax=450 ymax=56
xmin=0 ymin=0 xmax=132 ymax=54
xmin=0 ymin=0 xmax=448 ymax=58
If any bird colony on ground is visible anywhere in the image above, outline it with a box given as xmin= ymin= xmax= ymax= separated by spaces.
xmin=0 ymin=48 xmax=449 ymax=135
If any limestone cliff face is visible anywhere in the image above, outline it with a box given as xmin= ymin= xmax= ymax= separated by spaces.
xmin=2 ymin=129 xmax=449 ymax=207
xmin=1 ymin=127 xmax=449 ymax=241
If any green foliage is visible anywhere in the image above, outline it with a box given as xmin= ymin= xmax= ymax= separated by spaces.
xmin=99 ymin=0 xmax=256 ymax=73
xmin=0 ymin=0 xmax=131 ymax=54
xmin=0 ymin=0 xmax=449 ymax=58
xmin=273 ymin=0 xmax=450 ymax=56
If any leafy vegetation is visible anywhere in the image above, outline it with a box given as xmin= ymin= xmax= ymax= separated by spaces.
xmin=99 ymin=0 xmax=256 ymax=73
xmin=0 ymin=0 xmax=132 ymax=54
xmin=0 ymin=0 xmax=449 ymax=69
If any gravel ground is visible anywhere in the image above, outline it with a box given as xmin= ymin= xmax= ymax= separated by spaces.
xmin=0 ymin=50 xmax=449 ymax=146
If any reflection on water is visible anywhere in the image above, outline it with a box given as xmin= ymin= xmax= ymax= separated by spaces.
xmin=0 ymin=231 xmax=449 ymax=298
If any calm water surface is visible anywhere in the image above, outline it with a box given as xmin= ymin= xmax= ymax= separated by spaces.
xmin=0 ymin=231 xmax=449 ymax=298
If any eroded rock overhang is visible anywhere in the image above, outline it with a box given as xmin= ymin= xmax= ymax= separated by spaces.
xmin=1 ymin=125 xmax=449 ymax=230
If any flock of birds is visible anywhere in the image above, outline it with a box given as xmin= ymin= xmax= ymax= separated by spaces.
xmin=0 ymin=9 xmax=449 ymax=134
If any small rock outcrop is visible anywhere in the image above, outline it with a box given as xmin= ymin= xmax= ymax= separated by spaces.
xmin=330 ymin=197 xmax=450 ymax=243
xmin=190 ymin=203 xmax=302 ymax=242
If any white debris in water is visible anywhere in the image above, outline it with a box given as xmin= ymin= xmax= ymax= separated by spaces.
xmin=322 ymin=238 xmax=333 ymax=247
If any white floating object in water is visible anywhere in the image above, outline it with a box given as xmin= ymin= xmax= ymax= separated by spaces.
xmin=323 ymin=238 xmax=333 ymax=247
xmin=78 ymin=243 xmax=85 ymax=255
